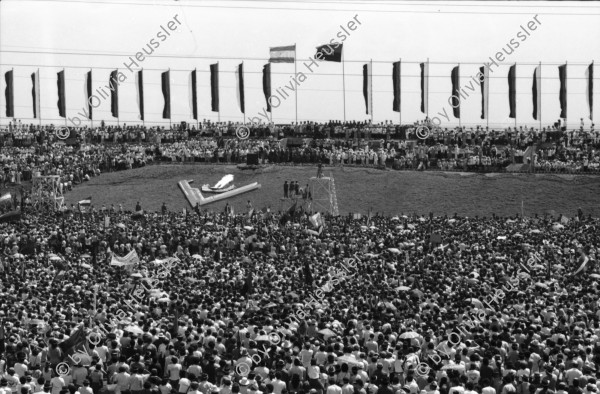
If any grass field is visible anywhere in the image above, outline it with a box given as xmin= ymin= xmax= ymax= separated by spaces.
xmin=64 ymin=164 xmax=600 ymax=218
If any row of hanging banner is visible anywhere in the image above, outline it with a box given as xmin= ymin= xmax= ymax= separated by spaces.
xmin=2 ymin=43 xmax=595 ymax=122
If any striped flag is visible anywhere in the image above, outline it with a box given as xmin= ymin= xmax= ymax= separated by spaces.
xmin=136 ymin=70 xmax=144 ymax=121
xmin=85 ymin=71 xmax=93 ymax=120
xmin=269 ymin=44 xmax=295 ymax=63
xmin=161 ymin=70 xmax=171 ymax=119
xmin=57 ymin=70 xmax=66 ymax=118
xmin=263 ymin=63 xmax=272 ymax=113
xmin=532 ymin=66 xmax=542 ymax=120
xmin=586 ymin=62 xmax=593 ymax=121
xmin=451 ymin=66 xmax=460 ymax=118
xmin=508 ymin=64 xmax=517 ymax=119
xmin=210 ymin=63 xmax=219 ymax=112
xmin=558 ymin=64 xmax=567 ymax=119
xmin=392 ymin=61 xmax=401 ymax=112
xmin=78 ymin=196 xmax=92 ymax=207
xmin=480 ymin=66 xmax=489 ymax=120
xmin=235 ymin=63 xmax=245 ymax=114
xmin=189 ymin=69 xmax=198 ymax=120
xmin=4 ymin=70 xmax=14 ymax=118
xmin=420 ymin=62 xmax=429 ymax=114
xmin=110 ymin=70 xmax=119 ymax=118
xmin=31 ymin=70 xmax=41 ymax=119
xmin=363 ymin=63 xmax=373 ymax=115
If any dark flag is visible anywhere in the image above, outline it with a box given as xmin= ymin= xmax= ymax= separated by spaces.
xmin=532 ymin=66 xmax=541 ymax=120
xmin=558 ymin=64 xmax=567 ymax=119
xmin=263 ymin=63 xmax=272 ymax=112
xmin=420 ymin=62 xmax=428 ymax=114
xmin=451 ymin=66 xmax=460 ymax=118
xmin=279 ymin=201 xmax=296 ymax=226
xmin=4 ymin=70 xmax=14 ymax=117
xmin=363 ymin=63 xmax=372 ymax=115
xmin=235 ymin=63 xmax=245 ymax=114
xmin=58 ymin=325 xmax=88 ymax=361
xmin=480 ymin=66 xmax=489 ymax=120
xmin=31 ymin=70 xmax=41 ymax=119
xmin=110 ymin=70 xmax=119 ymax=118
xmin=303 ymin=260 xmax=313 ymax=285
xmin=85 ymin=71 xmax=93 ymax=120
xmin=161 ymin=70 xmax=171 ymax=119
xmin=392 ymin=61 xmax=401 ymax=112
xmin=210 ymin=63 xmax=219 ymax=112
xmin=586 ymin=62 xmax=594 ymax=121
xmin=315 ymin=44 xmax=343 ymax=62
xmin=57 ymin=70 xmax=66 ymax=117
xmin=189 ymin=69 xmax=198 ymax=120
xmin=172 ymin=307 xmax=179 ymax=337
xmin=136 ymin=70 xmax=144 ymax=121
xmin=508 ymin=65 xmax=517 ymax=119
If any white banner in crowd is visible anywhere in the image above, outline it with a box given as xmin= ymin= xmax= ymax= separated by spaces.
xmin=110 ymin=250 xmax=140 ymax=266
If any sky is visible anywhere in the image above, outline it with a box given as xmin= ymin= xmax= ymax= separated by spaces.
xmin=0 ymin=0 xmax=599 ymax=129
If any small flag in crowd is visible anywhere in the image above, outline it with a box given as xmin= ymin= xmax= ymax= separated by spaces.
xmin=269 ymin=44 xmax=296 ymax=63
xmin=315 ymin=43 xmax=343 ymax=62
xmin=161 ymin=70 xmax=171 ymax=119
xmin=78 ymin=197 xmax=92 ymax=206
xmin=58 ymin=325 xmax=89 ymax=362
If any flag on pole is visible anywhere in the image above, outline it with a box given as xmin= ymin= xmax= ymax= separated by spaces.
xmin=109 ymin=70 xmax=119 ymax=118
xmin=315 ymin=44 xmax=342 ymax=62
xmin=4 ymin=71 xmax=14 ymax=118
xmin=558 ymin=64 xmax=567 ymax=119
xmin=57 ymin=70 xmax=66 ymax=118
xmin=586 ymin=62 xmax=593 ymax=121
xmin=392 ymin=61 xmax=401 ymax=112
xmin=480 ymin=66 xmax=489 ymax=120
xmin=235 ymin=63 xmax=245 ymax=114
xmin=269 ymin=45 xmax=296 ymax=63
xmin=78 ymin=197 xmax=92 ymax=212
xmin=262 ymin=63 xmax=272 ymax=113
xmin=85 ymin=71 xmax=93 ymax=120
xmin=532 ymin=66 xmax=542 ymax=120
xmin=58 ymin=325 xmax=89 ymax=362
xmin=363 ymin=63 xmax=372 ymax=115
xmin=210 ymin=63 xmax=219 ymax=112
xmin=161 ymin=70 xmax=171 ymax=119
xmin=189 ymin=69 xmax=198 ymax=120
xmin=573 ymin=251 xmax=590 ymax=275
xmin=508 ymin=64 xmax=517 ymax=119
xmin=420 ymin=62 xmax=428 ymax=114
xmin=451 ymin=66 xmax=460 ymax=118
xmin=136 ymin=70 xmax=144 ymax=121
xmin=31 ymin=70 xmax=41 ymax=119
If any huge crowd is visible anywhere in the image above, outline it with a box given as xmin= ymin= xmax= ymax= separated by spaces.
xmin=0 ymin=120 xmax=598 ymax=394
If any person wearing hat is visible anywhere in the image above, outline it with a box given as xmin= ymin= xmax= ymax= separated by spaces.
xmin=238 ymin=378 xmax=250 ymax=394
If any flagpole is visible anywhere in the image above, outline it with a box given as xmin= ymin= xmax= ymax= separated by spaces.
xmin=565 ymin=60 xmax=567 ymax=132
xmin=486 ymin=64 xmax=489 ymax=131
xmin=90 ymin=68 xmax=93 ymax=130
xmin=217 ymin=63 xmax=220 ymax=124
xmin=63 ymin=69 xmax=67 ymax=128
xmin=38 ymin=69 xmax=41 ymax=128
xmin=116 ymin=68 xmax=120 ymax=128
xmin=458 ymin=63 xmax=461 ymax=130
xmin=241 ymin=62 xmax=245 ymax=124
xmin=169 ymin=67 xmax=172 ymax=130
xmin=141 ymin=68 xmax=145 ymax=127
xmin=294 ymin=43 xmax=298 ymax=124
xmin=342 ymin=49 xmax=346 ymax=124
